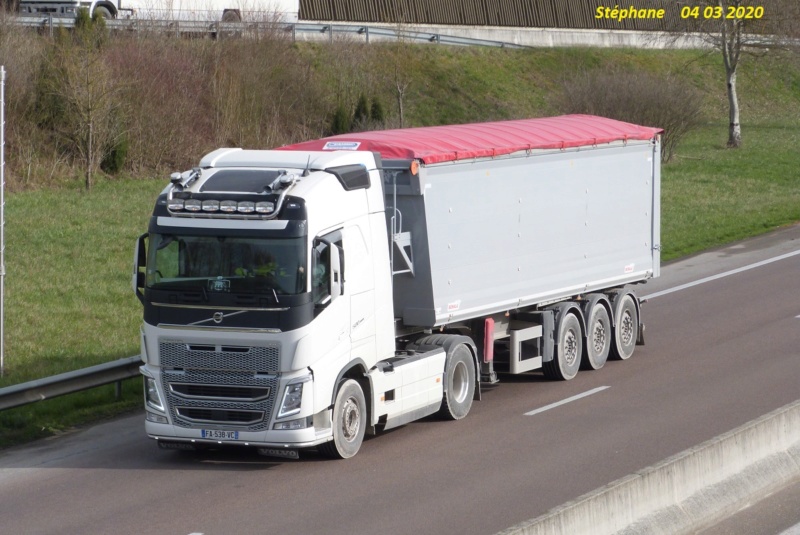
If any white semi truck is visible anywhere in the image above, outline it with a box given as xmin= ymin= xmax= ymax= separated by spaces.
xmin=133 ymin=114 xmax=662 ymax=459
xmin=18 ymin=0 xmax=298 ymax=22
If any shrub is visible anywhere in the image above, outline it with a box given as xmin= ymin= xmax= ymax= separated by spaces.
xmin=329 ymin=104 xmax=352 ymax=135
xmin=353 ymin=93 xmax=369 ymax=125
xmin=101 ymin=135 xmax=128 ymax=174
xmin=370 ymin=97 xmax=385 ymax=124
xmin=556 ymin=68 xmax=704 ymax=162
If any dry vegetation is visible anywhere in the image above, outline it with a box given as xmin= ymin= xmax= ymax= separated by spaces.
xmin=3 ymin=9 xmax=800 ymax=191
xmin=557 ymin=68 xmax=704 ymax=161
xmin=0 ymin=16 xmax=726 ymax=190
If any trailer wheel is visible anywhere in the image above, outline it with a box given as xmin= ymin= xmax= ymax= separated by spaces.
xmin=544 ymin=312 xmax=582 ymax=380
xmin=611 ymin=294 xmax=638 ymax=360
xmin=582 ymin=303 xmax=610 ymax=370
xmin=438 ymin=344 xmax=475 ymax=420
xmin=319 ymin=379 xmax=366 ymax=459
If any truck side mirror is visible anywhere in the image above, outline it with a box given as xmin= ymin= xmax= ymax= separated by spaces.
xmin=330 ymin=243 xmax=341 ymax=302
xmin=133 ymin=233 xmax=148 ymax=304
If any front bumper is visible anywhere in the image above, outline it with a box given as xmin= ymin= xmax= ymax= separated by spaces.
xmin=145 ymin=418 xmax=332 ymax=449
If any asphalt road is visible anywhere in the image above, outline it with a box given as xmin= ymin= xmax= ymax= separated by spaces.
xmin=1 ymin=225 xmax=799 ymax=535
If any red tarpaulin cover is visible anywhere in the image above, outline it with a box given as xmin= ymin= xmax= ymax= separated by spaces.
xmin=278 ymin=114 xmax=663 ymax=164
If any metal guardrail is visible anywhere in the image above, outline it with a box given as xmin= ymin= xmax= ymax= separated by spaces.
xmin=11 ymin=15 xmax=532 ymax=48
xmin=0 ymin=355 xmax=141 ymax=411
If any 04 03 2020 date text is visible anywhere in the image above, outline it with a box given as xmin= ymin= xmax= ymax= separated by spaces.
xmin=680 ymin=4 xmax=764 ymax=19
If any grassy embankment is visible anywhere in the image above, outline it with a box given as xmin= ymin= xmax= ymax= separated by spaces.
xmin=0 ymin=42 xmax=798 ymax=448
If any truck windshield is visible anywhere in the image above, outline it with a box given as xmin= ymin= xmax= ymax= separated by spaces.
xmin=146 ymin=234 xmax=306 ymax=295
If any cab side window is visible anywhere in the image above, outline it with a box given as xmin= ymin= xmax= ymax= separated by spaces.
xmin=312 ymin=231 xmax=344 ymax=310
xmin=312 ymin=240 xmax=331 ymax=305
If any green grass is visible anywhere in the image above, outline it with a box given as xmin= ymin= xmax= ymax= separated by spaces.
xmin=662 ymin=122 xmax=800 ymax=260
xmin=0 ymin=179 xmax=163 ymax=447
xmin=0 ymin=43 xmax=799 ymax=449
xmin=2 ymin=179 xmax=164 ymax=380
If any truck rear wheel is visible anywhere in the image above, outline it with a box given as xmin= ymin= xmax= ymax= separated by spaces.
xmin=543 ymin=312 xmax=582 ymax=380
xmin=319 ymin=379 xmax=366 ymax=459
xmin=438 ymin=344 xmax=475 ymax=420
xmin=582 ymin=303 xmax=610 ymax=370
xmin=611 ymin=294 xmax=638 ymax=360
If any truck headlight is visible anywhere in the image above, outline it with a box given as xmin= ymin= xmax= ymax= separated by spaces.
xmin=277 ymin=376 xmax=311 ymax=419
xmin=144 ymin=376 xmax=165 ymax=412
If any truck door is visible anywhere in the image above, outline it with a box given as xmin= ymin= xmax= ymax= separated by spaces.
xmin=310 ymin=230 xmax=351 ymax=365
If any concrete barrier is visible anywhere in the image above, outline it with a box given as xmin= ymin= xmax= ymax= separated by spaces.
xmin=497 ymin=400 xmax=800 ymax=535
xmin=302 ymin=22 xmax=712 ymax=49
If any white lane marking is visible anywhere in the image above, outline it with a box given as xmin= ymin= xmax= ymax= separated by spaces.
xmin=643 ymin=249 xmax=800 ymax=300
xmin=525 ymin=386 xmax=610 ymax=416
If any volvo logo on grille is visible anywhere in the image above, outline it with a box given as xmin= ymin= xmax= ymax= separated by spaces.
xmin=189 ymin=309 xmax=248 ymax=327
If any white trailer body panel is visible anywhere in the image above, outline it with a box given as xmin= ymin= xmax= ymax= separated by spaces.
xmin=389 ymin=139 xmax=660 ymax=327
xmin=18 ymin=0 xmax=299 ymax=21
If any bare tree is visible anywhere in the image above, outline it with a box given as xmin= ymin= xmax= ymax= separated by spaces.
xmin=677 ymin=0 xmax=795 ymax=148
xmin=40 ymin=11 xmax=123 ymax=189
xmin=719 ymin=1 xmax=744 ymax=147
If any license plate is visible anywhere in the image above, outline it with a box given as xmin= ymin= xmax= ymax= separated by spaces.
xmin=201 ymin=429 xmax=239 ymax=440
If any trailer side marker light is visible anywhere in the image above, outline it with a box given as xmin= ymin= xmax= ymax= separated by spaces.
xmin=410 ymin=160 xmax=419 ymax=175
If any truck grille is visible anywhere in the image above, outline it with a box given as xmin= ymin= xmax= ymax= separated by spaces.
xmin=162 ymin=368 xmax=278 ymax=431
xmin=159 ymin=342 xmax=280 ymax=373
xmin=176 ymin=407 xmax=265 ymax=425
xmin=170 ymin=383 xmax=271 ymax=401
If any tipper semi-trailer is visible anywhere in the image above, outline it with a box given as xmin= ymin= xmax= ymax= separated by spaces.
xmin=134 ymin=114 xmax=662 ymax=459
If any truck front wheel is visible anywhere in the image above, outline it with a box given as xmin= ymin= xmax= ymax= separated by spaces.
xmin=319 ymin=379 xmax=366 ymax=459
xmin=438 ymin=344 xmax=476 ymax=420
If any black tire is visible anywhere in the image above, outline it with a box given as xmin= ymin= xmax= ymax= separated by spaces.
xmin=611 ymin=294 xmax=639 ymax=360
xmin=543 ymin=312 xmax=582 ymax=380
xmin=93 ymin=5 xmax=112 ymax=18
xmin=582 ymin=302 xmax=611 ymax=370
xmin=319 ymin=379 xmax=366 ymax=459
xmin=221 ymin=9 xmax=242 ymax=22
xmin=438 ymin=344 xmax=475 ymax=420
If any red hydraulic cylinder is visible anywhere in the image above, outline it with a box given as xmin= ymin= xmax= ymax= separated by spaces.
xmin=483 ymin=318 xmax=494 ymax=363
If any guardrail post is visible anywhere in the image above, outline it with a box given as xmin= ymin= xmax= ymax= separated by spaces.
xmin=115 ymin=380 xmax=122 ymax=400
